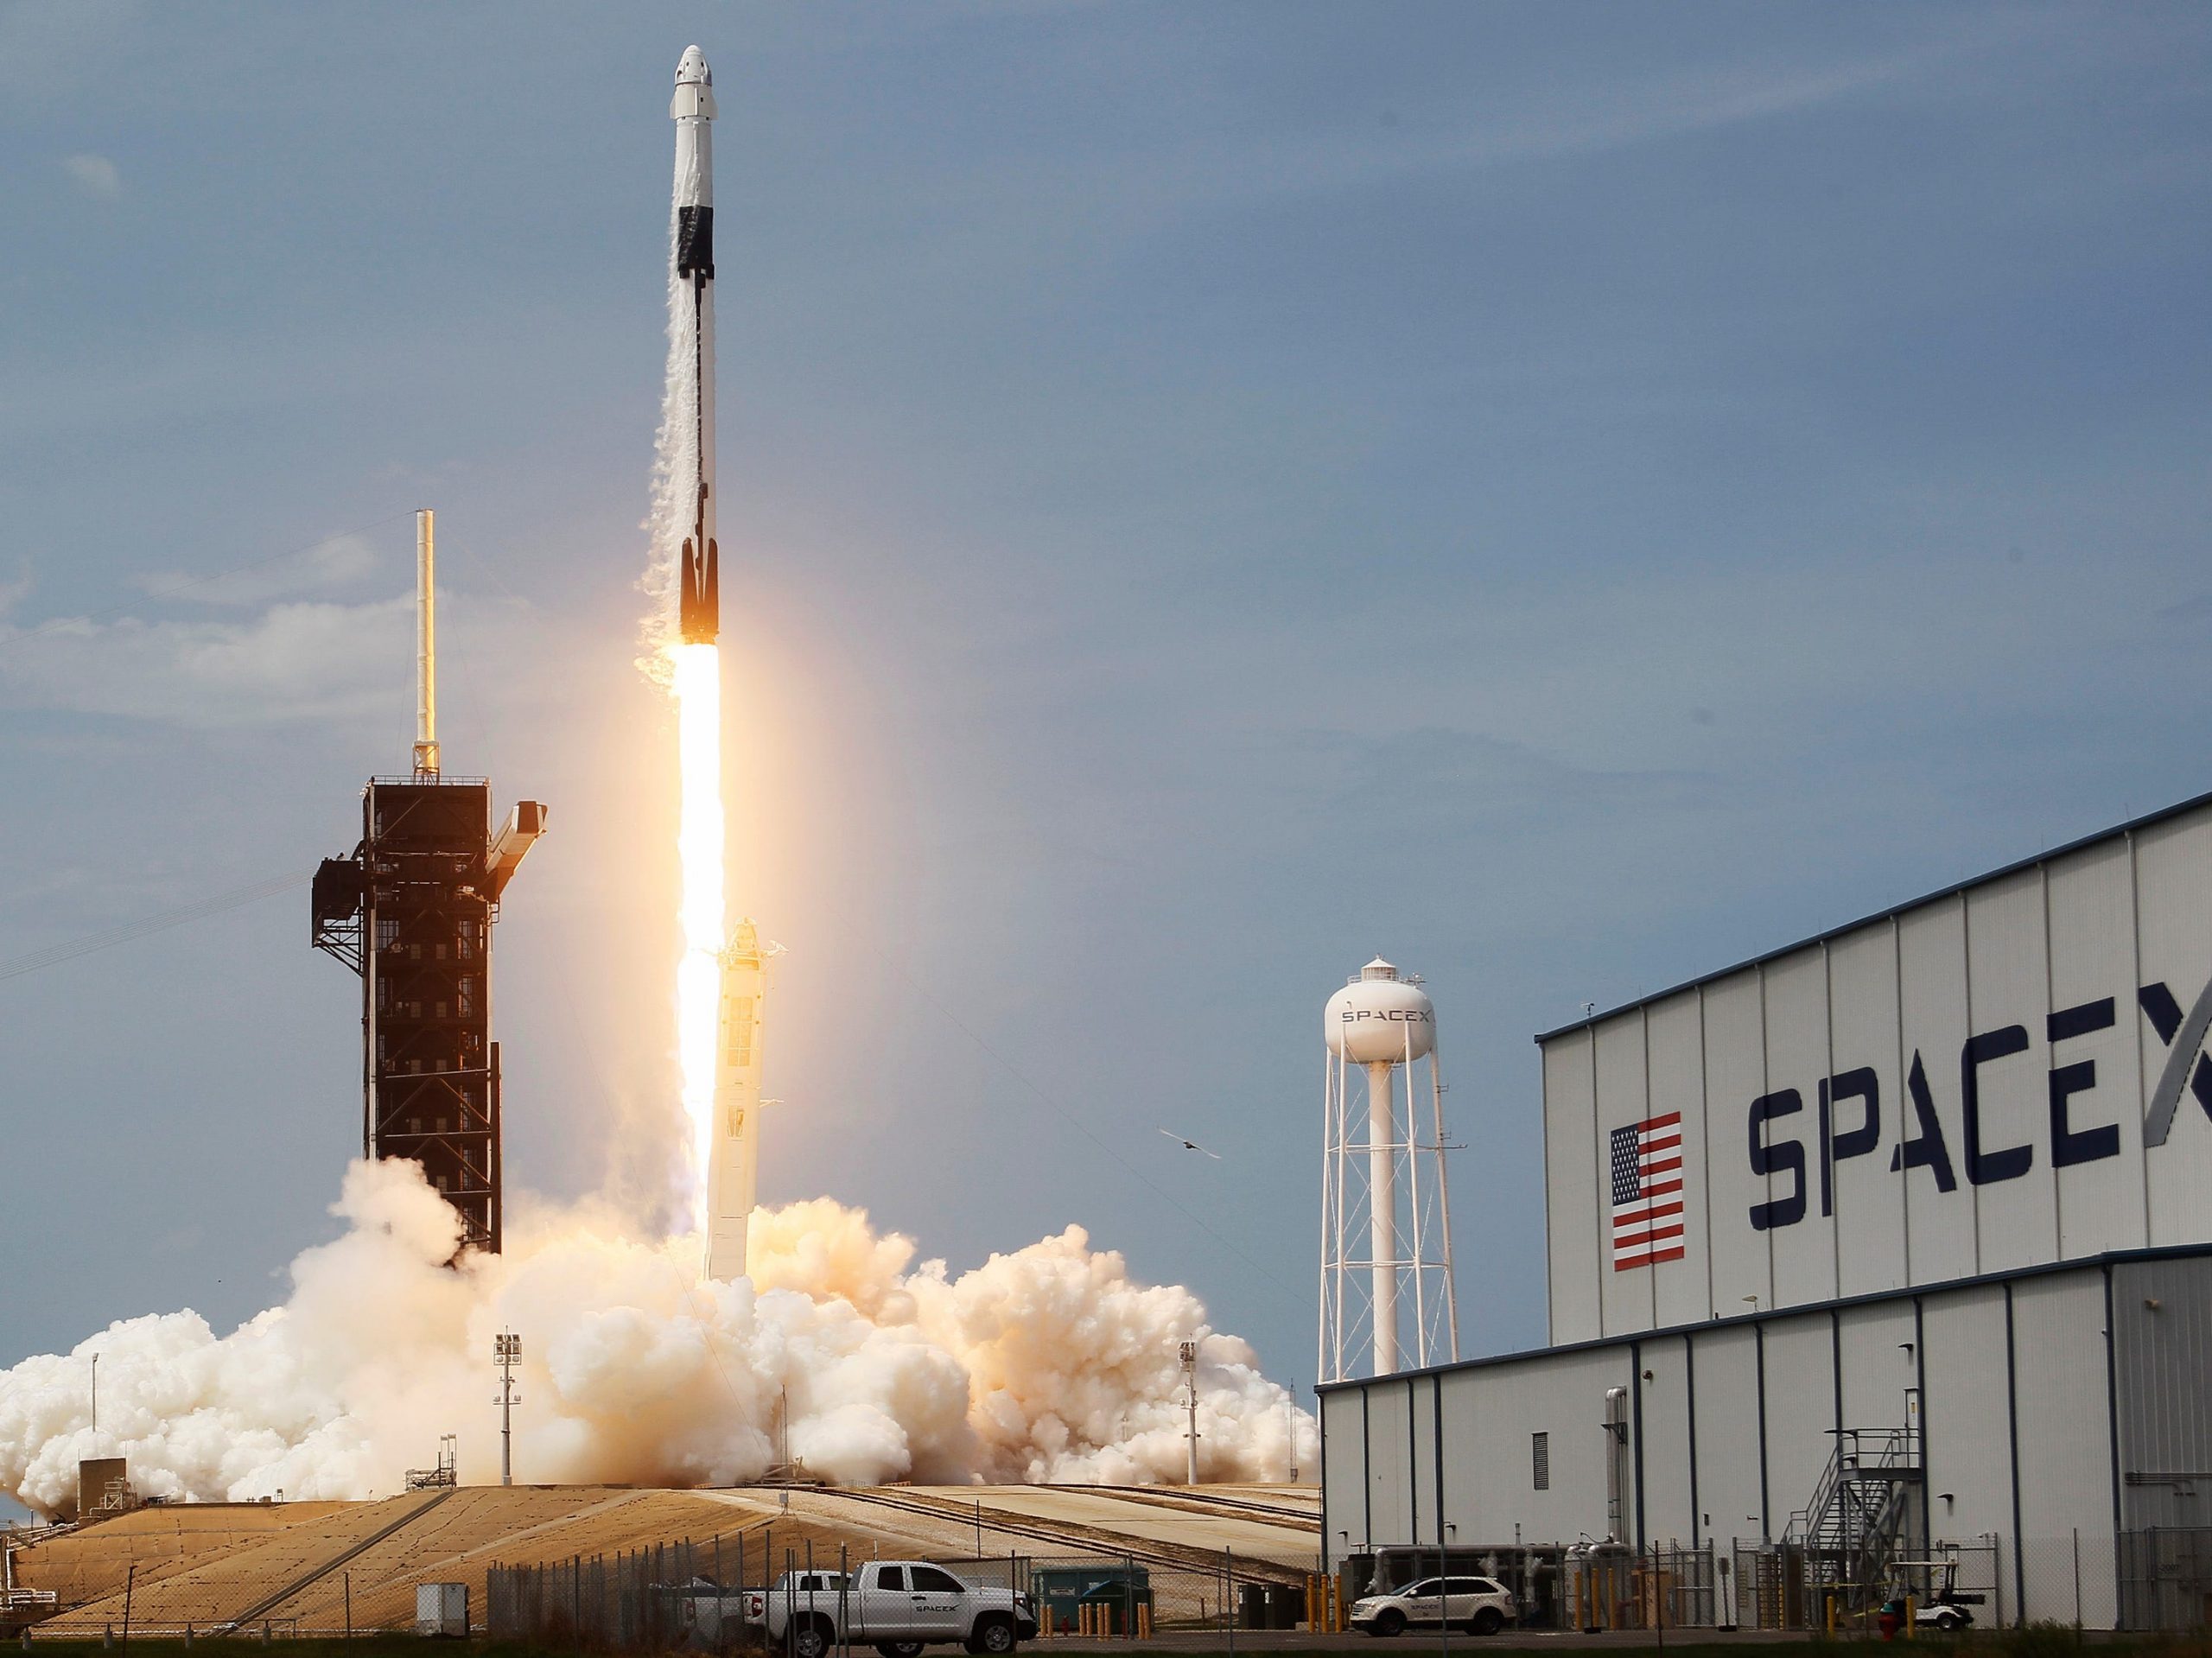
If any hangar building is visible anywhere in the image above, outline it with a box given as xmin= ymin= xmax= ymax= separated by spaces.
xmin=1319 ymin=793 xmax=2212 ymax=1630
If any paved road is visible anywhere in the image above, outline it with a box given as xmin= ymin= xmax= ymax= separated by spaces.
xmin=1037 ymin=1631 xmax=1813 ymax=1652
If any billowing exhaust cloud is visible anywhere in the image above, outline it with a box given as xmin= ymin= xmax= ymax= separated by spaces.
xmin=0 ymin=1160 xmax=1314 ymax=1517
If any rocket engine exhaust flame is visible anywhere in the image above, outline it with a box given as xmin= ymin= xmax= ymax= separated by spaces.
xmin=673 ymin=641 xmax=723 ymax=1235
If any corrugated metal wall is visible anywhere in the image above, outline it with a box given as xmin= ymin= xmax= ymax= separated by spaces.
xmin=1636 ymin=1334 xmax=1694 ymax=1545
xmin=2134 ymin=818 xmax=2212 ymax=1244
xmin=1835 ymin=1299 xmax=1916 ymax=1432
xmin=1921 ymin=1283 xmax=2018 ymax=1618
xmin=1319 ymin=1259 xmax=2209 ymax=1633
xmin=1408 ymin=1373 xmax=1441 ymax=1547
xmin=2012 ymin=1271 xmax=2119 ymax=1623
xmin=1597 ymin=1014 xmax=1656 ymax=1337
xmin=1703 ymin=971 xmax=1772 ymax=1324
xmin=1319 ymin=1387 xmax=1365 ymax=1558
xmin=1432 ymin=1347 xmax=1629 ymax=1547
xmin=1543 ymin=1032 xmax=1600 ymax=1344
xmin=2046 ymin=840 xmax=2144 ymax=1258
xmin=1363 ymin=1378 xmax=1415 ymax=1549
xmin=1688 ymin=1323 xmax=1764 ymax=1543
xmin=2113 ymin=1257 xmax=2212 ymax=1529
xmin=1647 ymin=991 xmax=1713 ymax=1329
xmin=1758 ymin=1312 xmax=1838 ymax=1533
xmin=1540 ymin=802 xmax=2212 ymax=1346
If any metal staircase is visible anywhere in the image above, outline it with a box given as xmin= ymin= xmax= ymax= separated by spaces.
xmin=1786 ymin=1426 xmax=1924 ymax=1615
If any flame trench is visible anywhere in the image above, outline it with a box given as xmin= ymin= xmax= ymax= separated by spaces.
xmin=674 ymin=642 xmax=723 ymax=1232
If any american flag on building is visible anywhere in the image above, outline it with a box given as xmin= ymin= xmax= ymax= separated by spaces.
xmin=1611 ymin=1112 xmax=1685 ymax=1270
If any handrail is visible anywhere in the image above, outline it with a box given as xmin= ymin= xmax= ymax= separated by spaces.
xmin=1786 ymin=1426 xmax=1923 ymax=1545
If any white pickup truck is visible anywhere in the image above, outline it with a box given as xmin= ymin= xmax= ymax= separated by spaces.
xmin=744 ymin=1562 xmax=1036 ymax=1658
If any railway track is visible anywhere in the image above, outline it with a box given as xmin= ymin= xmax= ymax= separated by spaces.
xmin=814 ymin=1490 xmax=1310 ymax=1585
xmin=1085 ymin=1486 xmax=1320 ymax=1531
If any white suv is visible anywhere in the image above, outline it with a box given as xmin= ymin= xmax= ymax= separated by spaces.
xmin=1351 ymin=1576 xmax=1516 ymax=1637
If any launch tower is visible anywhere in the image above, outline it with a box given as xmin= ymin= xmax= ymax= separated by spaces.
xmin=311 ymin=511 xmax=544 ymax=1252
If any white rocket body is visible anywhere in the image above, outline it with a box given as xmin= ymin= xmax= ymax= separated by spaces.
xmin=673 ymin=43 xmax=760 ymax=1282
xmin=707 ymin=921 xmax=768 ymax=1281
xmin=672 ymin=45 xmax=719 ymax=645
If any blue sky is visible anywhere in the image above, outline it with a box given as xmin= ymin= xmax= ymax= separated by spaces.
xmin=4 ymin=0 xmax=2211 ymax=1451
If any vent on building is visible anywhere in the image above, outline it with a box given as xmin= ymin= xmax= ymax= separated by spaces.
xmin=1532 ymin=1431 xmax=1550 ymax=1490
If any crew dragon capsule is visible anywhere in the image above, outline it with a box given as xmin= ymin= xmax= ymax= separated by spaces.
xmin=672 ymin=44 xmax=719 ymax=645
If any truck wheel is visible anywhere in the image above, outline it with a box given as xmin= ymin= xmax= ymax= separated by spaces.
xmin=793 ymin=1619 xmax=833 ymax=1658
xmin=1471 ymin=1609 xmax=1503 ymax=1636
xmin=1372 ymin=1610 xmax=1406 ymax=1637
xmin=877 ymin=1645 xmax=925 ymax=1658
xmin=969 ymin=1614 xmax=1019 ymax=1655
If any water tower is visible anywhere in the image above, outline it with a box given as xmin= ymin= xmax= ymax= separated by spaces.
xmin=1319 ymin=957 xmax=1460 ymax=1382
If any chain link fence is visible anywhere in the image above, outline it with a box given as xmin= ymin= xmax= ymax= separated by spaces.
xmin=1354 ymin=1536 xmax=2007 ymax=1637
xmin=2116 ymin=1526 xmax=2212 ymax=1631
xmin=486 ymin=1541 xmax=1312 ymax=1652
xmin=29 ymin=1526 xmax=2212 ymax=1646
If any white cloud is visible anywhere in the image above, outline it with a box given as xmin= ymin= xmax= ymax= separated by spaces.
xmin=0 ymin=597 xmax=407 ymax=727
xmin=60 ymin=153 xmax=119 ymax=199
xmin=0 ymin=588 xmax=538 ymax=729
xmin=132 ymin=534 xmax=380 ymax=607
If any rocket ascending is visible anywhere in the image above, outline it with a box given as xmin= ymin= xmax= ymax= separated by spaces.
xmin=670 ymin=44 xmax=769 ymax=1284
xmin=672 ymin=44 xmax=718 ymax=645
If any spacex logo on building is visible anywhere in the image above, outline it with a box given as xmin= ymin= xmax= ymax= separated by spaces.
xmin=1744 ymin=974 xmax=2212 ymax=1231
xmin=1339 ymin=1007 xmax=1435 ymax=1026
xmin=2139 ymin=974 xmax=2212 ymax=1147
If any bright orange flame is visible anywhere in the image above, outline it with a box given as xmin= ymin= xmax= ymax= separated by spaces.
xmin=673 ymin=641 xmax=722 ymax=1232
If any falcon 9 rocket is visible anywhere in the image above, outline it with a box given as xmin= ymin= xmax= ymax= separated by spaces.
xmin=668 ymin=46 xmax=766 ymax=1283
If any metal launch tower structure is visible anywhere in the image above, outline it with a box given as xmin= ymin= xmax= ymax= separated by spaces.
xmin=311 ymin=510 xmax=545 ymax=1253
xmin=1319 ymin=956 xmax=1461 ymax=1382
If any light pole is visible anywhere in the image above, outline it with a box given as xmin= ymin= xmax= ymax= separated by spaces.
xmin=90 ymin=1353 xmax=99 ymax=1438
xmin=493 ymin=1332 xmax=521 ymax=1486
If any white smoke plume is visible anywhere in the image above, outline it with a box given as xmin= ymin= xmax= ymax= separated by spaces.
xmin=0 ymin=1161 xmax=1314 ymax=1518
xmin=636 ymin=144 xmax=697 ymax=677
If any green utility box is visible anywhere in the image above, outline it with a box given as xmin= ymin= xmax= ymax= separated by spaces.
xmin=1030 ymin=1566 xmax=1153 ymax=1636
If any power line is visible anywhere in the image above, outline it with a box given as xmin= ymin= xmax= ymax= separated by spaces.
xmin=0 ymin=871 xmax=312 ymax=985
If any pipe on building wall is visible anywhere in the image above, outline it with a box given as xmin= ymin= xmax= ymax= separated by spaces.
xmin=1604 ymin=1385 xmax=1630 ymax=1544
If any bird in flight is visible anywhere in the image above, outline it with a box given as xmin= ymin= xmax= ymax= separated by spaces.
xmin=1159 ymin=1128 xmax=1222 ymax=1159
